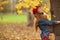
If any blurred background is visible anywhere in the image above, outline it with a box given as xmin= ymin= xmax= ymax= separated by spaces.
xmin=0 ymin=0 xmax=51 ymax=40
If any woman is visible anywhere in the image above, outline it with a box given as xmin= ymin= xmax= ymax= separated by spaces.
xmin=32 ymin=6 xmax=60 ymax=40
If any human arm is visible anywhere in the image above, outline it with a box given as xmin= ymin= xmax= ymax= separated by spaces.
xmin=38 ymin=19 xmax=60 ymax=26
xmin=56 ymin=21 xmax=60 ymax=24
xmin=44 ymin=20 xmax=60 ymax=25
xmin=34 ymin=18 xmax=38 ymax=32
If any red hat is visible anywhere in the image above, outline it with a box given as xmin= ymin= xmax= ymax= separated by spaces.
xmin=32 ymin=6 xmax=40 ymax=14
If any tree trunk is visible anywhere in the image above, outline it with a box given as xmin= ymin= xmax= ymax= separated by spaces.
xmin=50 ymin=0 xmax=60 ymax=40
xmin=27 ymin=12 xmax=34 ymax=27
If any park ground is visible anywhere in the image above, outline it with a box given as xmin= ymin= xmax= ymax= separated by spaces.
xmin=0 ymin=14 xmax=41 ymax=40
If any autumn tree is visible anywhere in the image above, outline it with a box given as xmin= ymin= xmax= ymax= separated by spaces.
xmin=15 ymin=0 xmax=51 ymax=26
xmin=0 ymin=0 xmax=9 ymax=13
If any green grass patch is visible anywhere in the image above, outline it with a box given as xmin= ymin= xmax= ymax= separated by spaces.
xmin=0 ymin=14 xmax=27 ymax=23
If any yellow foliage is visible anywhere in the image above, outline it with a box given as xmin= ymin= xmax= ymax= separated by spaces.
xmin=23 ymin=0 xmax=30 ymax=3
xmin=41 ymin=0 xmax=51 ymax=20
xmin=42 ymin=6 xmax=49 ymax=12
xmin=0 ymin=0 xmax=8 ymax=11
xmin=0 ymin=1 xmax=8 ymax=5
xmin=22 ymin=3 xmax=29 ymax=8
xmin=17 ymin=10 xmax=22 ymax=14
xmin=2 ymin=1 xmax=8 ymax=4
xmin=15 ymin=0 xmax=42 ymax=14
xmin=31 ymin=0 xmax=39 ymax=6
xmin=15 ymin=3 xmax=22 ymax=9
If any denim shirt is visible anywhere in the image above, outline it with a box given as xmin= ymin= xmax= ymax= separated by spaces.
xmin=38 ymin=19 xmax=57 ymax=38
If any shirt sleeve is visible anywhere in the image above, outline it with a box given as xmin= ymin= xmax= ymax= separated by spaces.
xmin=43 ymin=20 xmax=57 ymax=25
xmin=38 ymin=19 xmax=57 ymax=26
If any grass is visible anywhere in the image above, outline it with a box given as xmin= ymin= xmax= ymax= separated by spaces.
xmin=0 ymin=14 xmax=27 ymax=23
